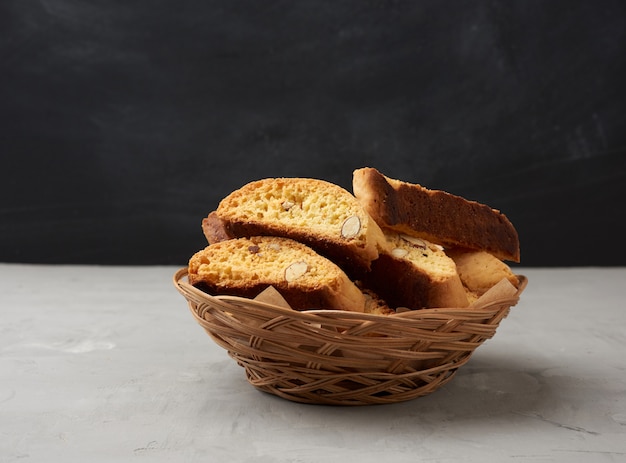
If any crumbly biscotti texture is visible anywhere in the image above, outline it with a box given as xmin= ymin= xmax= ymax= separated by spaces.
xmin=352 ymin=167 xmax=520 ymax=262
xmin=360 ymin=288 xmax=396 ymax=315
xmin=361 ymin=232 xmax=469 ymax=310
xmin=446 ymin=248 xmax=519 ymax=300
xmin=188 ymin=236 xmax=367 ymax=312
xmin=214 ymin=177 xmax=389 ymax=276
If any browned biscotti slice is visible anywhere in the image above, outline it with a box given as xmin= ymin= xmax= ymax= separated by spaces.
xmin=446 ymin=248 xmax=519 ymax=302
xmin=188 ymin=236 xmax=367 ymax=312
xmin=213 ymin=177 xmax=389 ymax=276
xmin=361 ymin=232 xmax=469 ymax=310
xmin=352 ymin=167 xmax=520 ymax=262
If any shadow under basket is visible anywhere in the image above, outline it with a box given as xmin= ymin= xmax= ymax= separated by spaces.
xmin=173 ymin=268 xmax=527 ymax=406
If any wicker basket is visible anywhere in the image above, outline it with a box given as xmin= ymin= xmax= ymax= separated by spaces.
xmin=173 ymin=268 xmax=527 ymax=406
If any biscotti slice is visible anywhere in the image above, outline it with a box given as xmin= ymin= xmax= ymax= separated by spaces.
xmin=213 ymin=177 xmax=388 ymax=276
xmin=446 ymin=248 xmax=519 ymax=302
xmin=361 ymin=232 xmax=469 ymax=310
xmin=352 ymin=167 xmax=520 ymax=262
xmin=188 ymin=236 xmax=367 ymax=312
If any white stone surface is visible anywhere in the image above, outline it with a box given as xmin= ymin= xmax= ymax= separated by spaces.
xmin=1 ymin=264 xmax=625 ymax=462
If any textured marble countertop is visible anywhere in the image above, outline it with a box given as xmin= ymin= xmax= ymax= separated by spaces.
xmin=1 ymin=264 xmax=625 ymax=462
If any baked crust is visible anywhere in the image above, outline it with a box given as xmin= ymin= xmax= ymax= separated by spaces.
xmin=352 ymin=167 xmax=520 ymax=262
xmin=201 ymin=211 xmax=233 ymax=244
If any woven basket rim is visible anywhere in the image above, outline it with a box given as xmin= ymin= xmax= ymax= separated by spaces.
xmin=173 ymin=267 xmax=527 ymax=320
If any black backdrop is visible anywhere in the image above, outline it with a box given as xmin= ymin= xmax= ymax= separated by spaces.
xmin=1 ymin=0 xmax=625 ymax=266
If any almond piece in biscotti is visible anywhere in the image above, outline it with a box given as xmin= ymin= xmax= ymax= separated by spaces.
xmin=400 ymin=234 xmax=427 ymax=249
xmin=341 ymin=215 xmax=361 ymax=239
xmin=284 ymin=261 xmax=308 ymax=282
xmin=281 ymin=200 xmax=295 ymax=211
xmin=391 ymin=248 xmax=409 ymax=258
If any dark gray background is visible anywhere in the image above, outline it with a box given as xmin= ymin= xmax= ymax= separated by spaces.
xmin=1 ymin=0 xmax=625 ymax=267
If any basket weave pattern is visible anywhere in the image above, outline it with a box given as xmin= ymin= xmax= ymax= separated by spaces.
xmin=174 ymin=268 xmax=527 ymax=406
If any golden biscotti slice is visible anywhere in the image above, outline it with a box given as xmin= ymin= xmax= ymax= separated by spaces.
xmin=446 ymin=248 xmax=519 ymax=303
xmin=188 ymin=236 xmax=367 ymax=312
xmin=361 ymin=232 xmax=469 ymax=310
xmin=213 ymin=177 xmax=388 ymax=277
xmin=352 ymin=167 xmax=520 ymax=262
